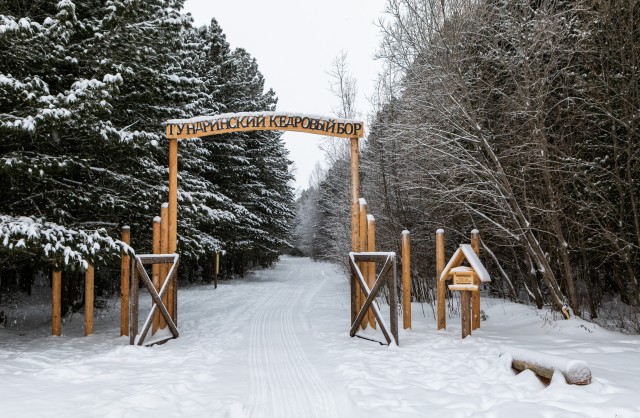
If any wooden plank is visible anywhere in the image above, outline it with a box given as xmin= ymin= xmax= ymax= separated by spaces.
xmin=459 ymin=244 xmax=490 ymax=282
xmin=173 ymin=267 xmax=178 ymax=327
xmin=350 ymin=137 xmax=360 ymax=324
xmin=349 ymin=254 xmax=395 ymax=345
xmin=120 ymin=226 xmax=130 ymax=336
xmin=471 ymin=229 xmax=481 ymax=331
xmin=436 ymin=229 xmax=446 ymax=330
xmin=401 ymin=230 xmax=411 ymax=330
xmin=168 ymin=139 xmax=178 ymax=324
xmin=160 ymin=203 xmax=169 ymax=330
xmin=440 ymin=247 xmax=466 ymax=281
xmin=351 ymin=252 xmax=397 ymax=263
xmin=152 ymin=216 xmax=161 ymax=334
xmin=137 ymin=254 xmax=177 ymax=264
xmin=134 ymin=257 xmax=179 ymax=345
xmin=448 ymin=284 xmax=479 ymax=291
xmin=52 ymin=269 xmax=61 ymax=336
xmin=461 ymin=291 xmax=471 ymax=339
xmin=84 ymin=264 xmax=94 ymax=336
xmin=367 ymin=215 xmax=376 ymax=329
xmin=390 ymin=256 xmax=399 ymax=345
xmin=349 ymin=261 xmax=392 ymax=344
xmin=165 ymin=113 xmax=365 ymax=140
xmin=214 ymin=252 xmax=219 ymax=289
xmin=359 ymin=199 xmax=368 ymax=330
xmin=129 ymin=257 xmax=139 ymax=345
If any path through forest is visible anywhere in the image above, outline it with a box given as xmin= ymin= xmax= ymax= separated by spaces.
xmin=1 ymin=257 xmax=639 ymax=417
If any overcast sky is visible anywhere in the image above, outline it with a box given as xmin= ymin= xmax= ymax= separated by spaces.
xmin=183 ymin=0 xmax=388 ymax=193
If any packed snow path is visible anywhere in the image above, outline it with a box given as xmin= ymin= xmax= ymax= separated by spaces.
xmin=1 ymin=256 xmax=640 ymax=417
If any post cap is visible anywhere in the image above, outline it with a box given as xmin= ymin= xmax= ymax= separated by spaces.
xmin=436 ymin=228 xmax=444 ymax=234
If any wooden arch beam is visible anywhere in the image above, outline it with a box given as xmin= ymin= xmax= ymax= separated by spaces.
xmin=165 ymin=112 xmax=365 ymax=140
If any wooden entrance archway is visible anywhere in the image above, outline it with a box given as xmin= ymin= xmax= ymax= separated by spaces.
xmin=163 ymin=111 xmax=365 ymax=264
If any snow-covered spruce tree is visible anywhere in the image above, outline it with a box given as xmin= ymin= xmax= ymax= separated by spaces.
xmin=1 ymin=2 xmax=294 ymax=311
xmin=177 ymin=22 xmax=294 ymax=277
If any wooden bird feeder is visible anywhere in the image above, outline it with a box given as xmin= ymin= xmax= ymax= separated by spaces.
xmin=440 ymin=244 xmax=490 ymax=339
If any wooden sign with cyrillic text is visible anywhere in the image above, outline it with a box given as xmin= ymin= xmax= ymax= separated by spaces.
xmin=165 ymin=112 xmax=365 ymax=139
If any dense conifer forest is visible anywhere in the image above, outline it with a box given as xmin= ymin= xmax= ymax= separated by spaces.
xmin=0 ymin=0 xmax=294 ymax=312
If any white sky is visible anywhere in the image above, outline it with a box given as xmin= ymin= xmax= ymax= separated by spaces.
xmin=183 ymin=0 xmax=388 ymax=192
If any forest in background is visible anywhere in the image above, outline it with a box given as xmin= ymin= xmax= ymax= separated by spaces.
xmin=293 ymin=0 xmax=640 ymax=333
xmin=0 ymin=1 xmax=294 ymax=314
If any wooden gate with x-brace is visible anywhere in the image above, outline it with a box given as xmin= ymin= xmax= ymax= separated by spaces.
xmin=349 ymin=252 xmax=399 ymax=345
xmin=129 ymin=253 xmax=180 ymax=346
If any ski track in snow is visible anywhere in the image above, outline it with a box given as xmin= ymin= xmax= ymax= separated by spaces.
xmin=2 ymin=256 xmax=640 ymax=417
xmin=248 ymin=262 xmax=338 ymax=418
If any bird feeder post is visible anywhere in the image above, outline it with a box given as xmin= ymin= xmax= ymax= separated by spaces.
xmin=471 ymin=229 xmax=481 ymax=330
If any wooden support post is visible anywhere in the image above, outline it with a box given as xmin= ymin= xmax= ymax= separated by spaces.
xmin=214 ymin=252 xmax=219 ymax=289
xmin=390 ymin=256 xmax=399 ymax=345
xmin=367 ymin=215 xmax=376 ymax=329
xmin=461 ymin=290 xmax=471 ymax=339
xmin=129 ymin=257 xmax=139 ymax=345
xmin=168 ymin=138 xmax=178 ymax=322
xmin=84 ymin=264 xmax=94 ymax=336
xmin=471 ymin=229 xmax=481 ymax=331
xmin=152 ymin=216 xmax=161 ymax=334
xmin=52 ymin=269 xmax=61 ymax=336
xmin=350 ymin=137 xmax=360 ymax=324
xmin=402 ymin=230 xmax=411 ymax=329
xmin=359 ymin=199 xmax=368 ymax=329
xmin=160 ymin=203 xmax=169 ymax=330
xmin=436 ymin=229 xmax=446 ymax=330
xmin=120 ymin=226 xmax=130 ymax=336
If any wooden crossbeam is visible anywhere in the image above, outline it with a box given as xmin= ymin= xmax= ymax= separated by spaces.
xmin=129 ymin=254 xmax=180 ymax=346
xmin=349 ymin=252 xmax=398 ymax=345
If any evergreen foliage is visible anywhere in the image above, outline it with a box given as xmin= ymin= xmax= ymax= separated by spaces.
xmin=0 ymin=1 xmax=294 ymax=301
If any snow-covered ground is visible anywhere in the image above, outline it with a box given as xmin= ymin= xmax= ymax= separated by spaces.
xmin=1 ymin=256 xmax=639 ymax=417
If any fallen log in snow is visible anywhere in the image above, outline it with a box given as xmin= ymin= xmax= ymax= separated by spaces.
xmin=501 ymin=348 xmax=592 ymax=385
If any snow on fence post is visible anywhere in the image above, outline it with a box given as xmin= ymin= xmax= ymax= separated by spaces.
xmin=358 ymin=198 xmax=369 ymax=329
xmin=367 ymin=215 xmax=377 ymax=329
xmin=84 ymin=264 xmax=94 ymax=336
xmin=152 ymin=216 xmax=161 ymax=334
xmin=160 ymin=203 xmax=169 ymax=331
xmin=436 ymin=229 xmax=446 ymax=330
xmin=52 ymin=269 xmax=62 ymax=336
xmin=120 ymin=226 xmax=131 ymax=336
xmin=470 ymin=229 xmax=481 ymax=331
xmin=402 ymin=230 xmax=411 ymax=329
